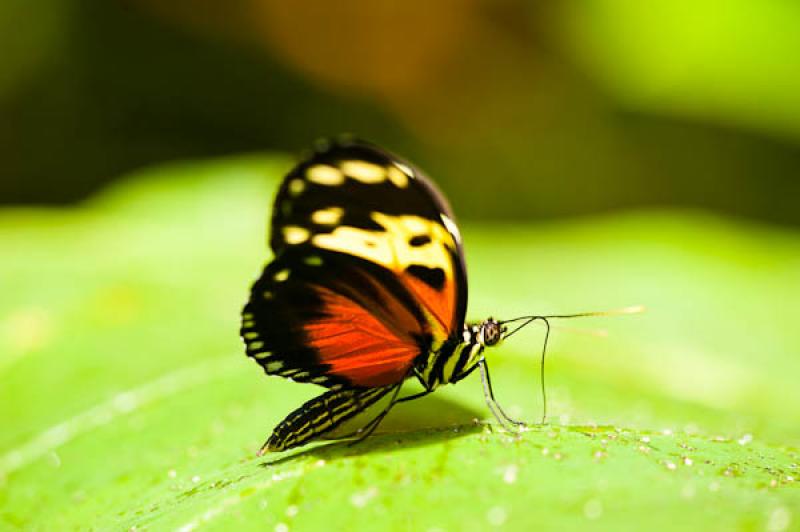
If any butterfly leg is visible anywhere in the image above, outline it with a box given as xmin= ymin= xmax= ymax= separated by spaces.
xmin=347 ymin=388 xmax=436 ymax=444
xmin=345 ymin=367 xmax=444 ymax=442
xmin=346 ymin=381 xmax=405 ymax=446
xmin=396 ymin=389 xmax=433 ymax=404
xmin=478 ymin=359 xmax=527 ymax=431
xmin=329 ymin=386 xmax=431 ymax=443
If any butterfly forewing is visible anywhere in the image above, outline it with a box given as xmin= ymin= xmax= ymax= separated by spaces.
xmin=242 ymin=139 xmax=468 ymax=390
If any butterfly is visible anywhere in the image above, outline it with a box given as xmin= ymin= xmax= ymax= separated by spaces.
xmin=241 ymin=137 xmax=629 ymax=453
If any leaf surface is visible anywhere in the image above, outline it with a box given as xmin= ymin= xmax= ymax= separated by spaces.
xmin=1 ymin=156 xmax=798 ymax=530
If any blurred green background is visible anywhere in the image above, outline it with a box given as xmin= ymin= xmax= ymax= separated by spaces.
xmin=3 ymin=2 xmax=800 ymax=530
xmin=3 ymin=0 xmax=799 ymax=223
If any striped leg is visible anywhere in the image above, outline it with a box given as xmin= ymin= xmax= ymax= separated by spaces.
xmin=260 ymin=386 xmax=395 ymax=453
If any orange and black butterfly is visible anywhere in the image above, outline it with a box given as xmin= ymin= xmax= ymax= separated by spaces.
xmin=241 ymin=137 xmax=627 ymax=453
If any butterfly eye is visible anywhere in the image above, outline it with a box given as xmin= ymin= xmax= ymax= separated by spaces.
xmin=481 ymin=320 xmax=503 ymax=347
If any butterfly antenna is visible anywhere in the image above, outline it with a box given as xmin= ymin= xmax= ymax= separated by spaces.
xmin=550 ymin=323 xmax=608 ymax=338
xmin=499 ymin=305 xmax=644 ymax=424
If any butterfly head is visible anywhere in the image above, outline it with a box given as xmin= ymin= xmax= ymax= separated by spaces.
xmin=477 ymin=318 xmax=507 ymax=348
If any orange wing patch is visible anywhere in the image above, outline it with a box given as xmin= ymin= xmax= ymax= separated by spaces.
xmin=400 ymin=271 xmax=455 ymax=335
xmin=304 ymin=285 xmax=420 ymax=387
xmin=310 ymin=212 xmax=460 ymax=339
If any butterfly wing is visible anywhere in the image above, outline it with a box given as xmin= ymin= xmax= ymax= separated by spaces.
xmin=242 ymin=138 xmax=467 ymax=389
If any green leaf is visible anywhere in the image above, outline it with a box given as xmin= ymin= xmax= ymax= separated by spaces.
xmin=1 ymin=155 xmax=798 ymax=530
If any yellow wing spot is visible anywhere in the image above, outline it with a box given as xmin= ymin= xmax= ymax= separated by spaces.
xmin=341 ymin=160 xmax=385 ymax=184
xmin=266 ymin=360 xmax=284 ymax=372
xmin=311 ymin=207 xmax=344 ymax=225
xmin=311 ymin=213 xmax=456 ymax=279
xmin=386 ymin=165 xmax=409 ymax=188
xmin=242 ymin=320 xmax=255 ymax=328
xmin=400 ymin=216 xmax=429 ymax=235
xmin=288 ymin=178 xmax=306 ymax=196
xmin=274 ymin=269 xmax=290 ymax=282
xmin=249 ymin=340 xmax=265 ymax=350
xmin=307 ymin=164 xmax=345 ymax=185
xmin=283 ymin=226 xmax=310 ymax=245
xmin=243 ymin=332 xmax=259 ymax=340
xmin=372 ymin=213 xmax=456 ymax=275
xmin=312 ymin=228 xmax=394 ymax=267
xmin=262 ymin=290 xmax=274 ymax=300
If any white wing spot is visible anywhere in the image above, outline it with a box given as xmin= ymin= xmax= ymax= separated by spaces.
xmin=440 ymin=214 xmax=461 ymax=244
xmin=283 ymin=226 xmax=310 ymax=245
xmin=274 ymin=269 xmax=290 ymax=282
xmin=395 ymin=162 xmax=414 ymax=178
xmin=341 ymin=160 xmax=385 ymax=184
xmin=307 ymin=164 xmax=345 ymax=185
xmin=311 ymin=207 xmax=344 ymax=225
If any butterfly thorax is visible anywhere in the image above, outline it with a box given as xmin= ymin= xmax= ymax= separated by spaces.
xmin=415 ymin=318 xmax=504 ymax=390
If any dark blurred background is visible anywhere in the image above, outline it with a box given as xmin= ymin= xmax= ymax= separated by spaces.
xmin=3 ymin=0 xmax=799 ymax=222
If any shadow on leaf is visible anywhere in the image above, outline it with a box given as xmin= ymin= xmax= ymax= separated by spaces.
xmin=260 ymin=392 xmax=484 ymax=466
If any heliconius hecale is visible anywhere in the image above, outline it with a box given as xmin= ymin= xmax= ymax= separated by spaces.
xmin=241 ymin=137 xmax=640 ymax=453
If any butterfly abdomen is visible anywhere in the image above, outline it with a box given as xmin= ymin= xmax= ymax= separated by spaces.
xmin=264 ymin=386 xmax=394 ymax=452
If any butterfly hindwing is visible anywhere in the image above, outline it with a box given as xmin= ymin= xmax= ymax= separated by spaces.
xmin=243 ymin=246 xmax=430 ymax=387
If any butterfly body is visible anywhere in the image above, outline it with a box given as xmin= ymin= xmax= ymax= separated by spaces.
xmin=261 ymin=321 xmax=495 ymax=452
xmin=242 ymin=138 xmax=517 ymax=452
xmin=416 ymin=322 xmax=486 ymax=389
